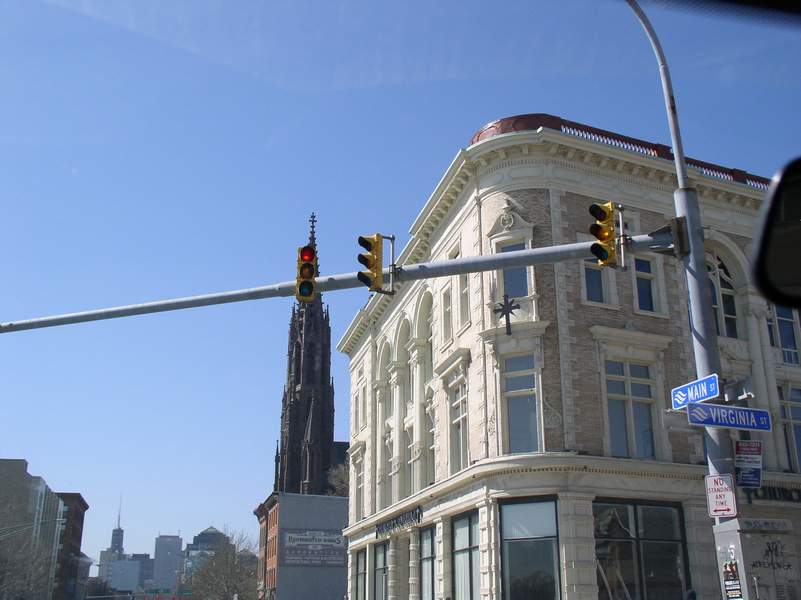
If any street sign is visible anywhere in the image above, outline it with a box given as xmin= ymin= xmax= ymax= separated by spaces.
xmin=735 ymin=441 xmax=763 ymax=488
xmin=688 ymin=403 xmax=772 ymax=431
xmin=706 ymin=474 xmax=737 ymax=518
xmin=671 ymin=373 xmax=719 ymax=409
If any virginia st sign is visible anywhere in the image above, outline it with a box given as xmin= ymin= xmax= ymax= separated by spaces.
xmin=688 ymin=403 xmax=772 ymax=432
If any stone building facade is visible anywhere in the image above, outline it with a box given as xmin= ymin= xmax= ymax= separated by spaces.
xmin=337 ymin=114 xmax=801 ymax=600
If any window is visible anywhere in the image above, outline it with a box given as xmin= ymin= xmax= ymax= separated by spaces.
xmin=452 ymin=512 xmax=480 ymax=600
xmin=769 ymin=306 xmax=800 ymax=365
xmin=584 ymin=258 xmax=605 ymax=303
xmin=450 ymin=383 xmax=469 ymax=474
xmin=594 ymin=502 xmax=688 ymax=600
xmin=353 ymin=393 xmax=360 ymax=431
xmin=354 ymin=461 xmax=364 ymax=520
xmin=501 ymin=500 xmax=559 ymax=600
xmin=425 ymin=408 xmax=436 ymax=486
xmin=707 ymin=252 xmax=738 ymax=338
xmin=354 ymin=550 xmax=367 ymax=600
xmin=374 ymin=543 xmax=388 ymax=600
xmin=459 ymin=272 xmax=470 ymax=327
xmin=420 ymin=527 xmax=436 ymax=600
xmin=605 ymin=361 xmax=655 ymax=459
xmin=501 ymin=242 xmax=529 ymax=299
xmin=360 ymin=386 xmax=367 ymax=430
xmin=502 ymin=354 xmax=539 ymax=453
xmin=634 ymin=257 xmax=657 ymax=313
xmin=443 ymin=288 xmax=453 ymax=342
xmin=780 ymin=386 xmax=801 ymax=472
xmin=425 ymin=312 xmax=434 ymax=382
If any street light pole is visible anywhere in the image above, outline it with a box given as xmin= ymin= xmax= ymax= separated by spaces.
xmin=625 ymin=2 xmax=748 ymax=598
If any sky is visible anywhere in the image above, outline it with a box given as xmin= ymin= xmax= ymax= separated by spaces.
xmin=1 ymin=0 xmax=799 ymax=566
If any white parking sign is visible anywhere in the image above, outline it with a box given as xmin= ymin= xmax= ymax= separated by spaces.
xmin=705 ymin=474 xmax=737 ymax=518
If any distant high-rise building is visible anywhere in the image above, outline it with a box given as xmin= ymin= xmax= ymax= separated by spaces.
xmin=183 ymin=527 xmax=230 ymax=582
xmin=97 ymin=501 xmax=125 ymax=583
xmin=0 ymin=459 xmax=72 ymax=600
xmin=131 ymin=553 xmax=154 ymax=588
xmin=152 ymin=535 xmax=183 ymax=592
xmin=54 ymin=492 xmax=90 ymax=600
xmin=105 ymin=559 xmax=139 ymax=593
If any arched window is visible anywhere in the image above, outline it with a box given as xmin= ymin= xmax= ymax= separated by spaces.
xmin=706 ymin=252 xmax=739 ymax=339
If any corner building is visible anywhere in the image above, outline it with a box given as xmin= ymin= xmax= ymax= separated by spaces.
xmin=338 ymin=114 xmax=801 ymax=600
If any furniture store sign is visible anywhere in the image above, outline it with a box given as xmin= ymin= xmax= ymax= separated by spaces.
xmin=280 ymin=529 xmax=346 ymax=567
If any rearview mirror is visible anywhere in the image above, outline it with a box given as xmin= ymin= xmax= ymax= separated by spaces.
xmin=752 ymin=156 xmax=801 ymax=308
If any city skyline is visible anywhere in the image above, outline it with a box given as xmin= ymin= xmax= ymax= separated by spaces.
xmin=2 ymin=0 xmax=800 ymax=569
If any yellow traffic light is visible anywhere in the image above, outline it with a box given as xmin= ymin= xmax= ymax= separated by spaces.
xmin=296 ymin=245 xmax=317 ymax=302
xmin=589 ymin=202 xmax=617 ymax=267
xmin=357 ymin=234 xmax=384 ymax=292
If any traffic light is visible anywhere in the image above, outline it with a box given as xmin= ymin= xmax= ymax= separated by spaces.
xmin=296 ymin=244 xmax=317 ymax=302
xmin=589 ymin=201 xmax=617 ymax=267
xmin=357 ymin=234 xmax=384 ymax=291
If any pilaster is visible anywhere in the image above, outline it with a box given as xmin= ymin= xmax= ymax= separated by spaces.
xmin=388 ymin=536 xmax=399 ymax=600
xmin=557 ymin=492 xmax=598 ymax=600
xmin=409 ymin=529 xmax=420 ymax=600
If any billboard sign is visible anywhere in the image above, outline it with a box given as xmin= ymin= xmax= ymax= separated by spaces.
xmin=280 ymin=528 xmax=346 ymax=568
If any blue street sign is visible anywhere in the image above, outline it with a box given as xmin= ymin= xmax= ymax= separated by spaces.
xmin=687 ymin=403 xmax=772 ymax=431
xmin=671 ymin=373 xmax=719 ymax=410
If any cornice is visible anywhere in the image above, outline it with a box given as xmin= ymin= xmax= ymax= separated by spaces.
xmin=337 ymin=127 xmax=767 ymax=357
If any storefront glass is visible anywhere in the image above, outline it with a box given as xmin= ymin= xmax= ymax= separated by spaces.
xmin=420 ymin=527 xmax=436 ymax=600
xmin=355 ymin=550 xmax=366 ymax=600
xmin=501 ymin=499 xmax=559 ymax=600
xmin=374 ymin=543 xmax=388 ymax=600
xmin=452 ymin=512 xmax=479 ymax=600
xmin=594 ymin=502 xmax=688 ymax=600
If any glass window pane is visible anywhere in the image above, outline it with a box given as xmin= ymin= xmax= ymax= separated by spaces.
xmin=633 ymin=403 xmax=655 ymax=459
xmin=507 ymin=395 xmax=539 ymax=453
xmin=501 ymin=501 xmax=557 ymax=539
xmin=503 ymin=539 xmax=558 ymax=600
xmin=421 ymin=558 xmax=434 ymax=600
xmin=722 ymin=294 xmax=737 ymax=316
xmin=471 ymin=547 xmax=481 ymax=600
xmin=637 ymin=506 xmax=680 ymax=540
xmin=596 ymin=540 xmax=641 ymax=600
xmin=630 ymin=383 xmax=652 ymax=398
xmin=454 ymin=550 xmax=471 ymax=600
xmin=502 ymin=244 xmax=528 ymax=299
xmin=794 ymin=425 xmax=801 ymax=472
xmin=454 ymin=516 xmax=470 ymax=550
xmin=594 ymin=504 xmax=635 ymax=539
xmin=609 ymin=399 xmax=629 ymax=458
xmin=776 ymin=306 xmax=794 ymax=319
xmin=505 ymin=374 xmax=536 ymax=392
xmin=635 ymin=258 xmax=652 ymax=273
xmin=607 ymin=380 xmax=626 ymax=396
xmin=629 ymin=364 xmax=650 ymax=379
xmin=606 ymin=361 xmax=624 ymax=376
xmin=637 ymin=277 xmax=655 ymax=311
xmin=779 ymin=319 xmax=798 ymax=351
xmin=585 ymin=266 xmax=604 ymax=303
xmin=725 ymin=316 xmax=738 ymax=339
xmin=505 ymin=355 xmax=535 ymax=372
xmin=791 ymin=388 xmax=801 ymax=402
xmin=470 ymin=514 xmax=479 ymax=547
xmin=421 ymin=528 xmax=433 ymax=558
xmin=640 ymin=541 xmax=686 ymax=600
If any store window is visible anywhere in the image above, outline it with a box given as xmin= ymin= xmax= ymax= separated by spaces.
xmin=354 ymin=549 xmax=366 ymax=600
xmin=501 ymin=242 xmax=529 ymax=299
xmin=450 ymin=383 xmax=469 ymax=474
xmin=605 ymin=360 xmax=655 ymax=459
xmin=374 ymin=543 xmax=388 ymax=600
xmin=768 ymin=306 xmax=800 ymax=365
xmin=420 ymin=527 xmax=436 ymax=600
xmin=779 ymin=386 xmax=801 ymax=473
xmin=501 ymin=499 xmax=560 ymax=600
xmin=595 ymin=501 xmax=688 ymax=600
xmin=502 ymin=354 xmax=540 ymax=453
xmin=452 ymin=512 xmax=480 ymax=600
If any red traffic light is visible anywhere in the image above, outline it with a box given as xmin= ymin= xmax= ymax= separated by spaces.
xmin=300 ymin=245 xmax=315 ymax=262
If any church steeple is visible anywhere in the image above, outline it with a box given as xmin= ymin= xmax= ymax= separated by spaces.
xmin=275 ymin=215 xmax=335 ymax=495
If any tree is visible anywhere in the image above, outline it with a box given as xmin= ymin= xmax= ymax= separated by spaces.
xmin=187 ymin=530 xmax=256 ymax=600
xmin=326 ymin=463 xmax=349 ymax=497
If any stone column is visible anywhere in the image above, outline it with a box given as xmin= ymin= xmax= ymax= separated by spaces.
xmin=409 ymin=528 xmax=420 ymax=600
xmin=388 ymin=362 xmax=408 ymax=503
xmin=754 ymin=299 xmax=791 ymax=471
xmin=476 ymin=498 xmax=498 ymax=600
xmin=557 ymin=492 xmax=598 ymax=600
xmin=743 ymin=294 xmax=780 ymax=469
xmin=409 ymin=340 xmax=427 ymax=492
xmin=436 ymin=517 xmax=451 ymax=600
xmin=388 ymin=536 xmax=399 ymax=600
xmin=374 ymin=384 xmax=389 ymax=511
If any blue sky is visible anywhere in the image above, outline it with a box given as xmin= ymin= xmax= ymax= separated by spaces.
xmin=1 ymin=0 xmax=799 ymax=564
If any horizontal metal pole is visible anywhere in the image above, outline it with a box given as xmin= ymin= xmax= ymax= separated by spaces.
xmin=0 ymin=232 xmax=672 ymax=334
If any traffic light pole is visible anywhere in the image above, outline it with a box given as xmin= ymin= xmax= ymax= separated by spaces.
xmin=0 ymin=232 xmax=673 ymax=335
xmin=626 ymin=2 xmax=745 ymax=599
